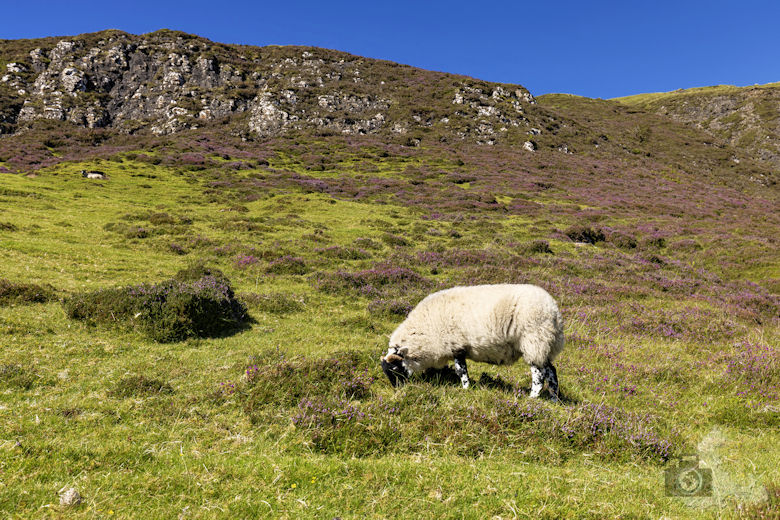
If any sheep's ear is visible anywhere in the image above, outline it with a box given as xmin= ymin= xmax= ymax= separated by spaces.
xmin=385 ymin=354 xmax=403 ymax=363
xmin=397 ymin=346 xmax=409 ymax=357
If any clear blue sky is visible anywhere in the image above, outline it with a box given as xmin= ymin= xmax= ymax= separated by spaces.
xmin=2 ymin=0 xmax=778 ymax=99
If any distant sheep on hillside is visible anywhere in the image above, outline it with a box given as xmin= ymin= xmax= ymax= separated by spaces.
xmin=81 ymin=170 xmax=107 ymax=180
xmin=381 ymin=284 xmax=564 ymax=399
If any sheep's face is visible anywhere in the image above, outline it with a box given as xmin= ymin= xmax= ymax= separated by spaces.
xmin=381 ymin=348 xmax=409 ymax=387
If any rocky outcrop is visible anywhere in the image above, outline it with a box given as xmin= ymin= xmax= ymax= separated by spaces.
xmin=0 ymin=30 xmax=537 ymax=142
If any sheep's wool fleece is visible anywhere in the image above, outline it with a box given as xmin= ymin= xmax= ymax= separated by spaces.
xmin=390 ymin=284 xmax=564 ymax=373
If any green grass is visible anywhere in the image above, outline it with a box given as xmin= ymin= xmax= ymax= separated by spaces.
xmin=1 ymin=149 xmax=777 ymax=519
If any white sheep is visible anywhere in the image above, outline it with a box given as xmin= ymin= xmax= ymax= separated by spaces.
xmin=81 ymin=170 xmax=107 ymax=180
xmin=381 ymin=284 xmax=564 ymax=399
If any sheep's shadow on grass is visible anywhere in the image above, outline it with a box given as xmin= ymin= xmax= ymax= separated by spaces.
xmin=417 ymin=368 xmax=579 ymax=404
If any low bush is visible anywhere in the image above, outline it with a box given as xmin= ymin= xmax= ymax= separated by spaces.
xmin=522 ymin=240 xmax=554 ymax=255
xmin=0 ymin=278 xmax=56 ymax=306
xmin=266 ymin=256 xmax=310 ymax=275
xmin=565 ymin=225 xmax=605 ymax=244
xmin=62 ymin=265 xmax=248 ymax=342
xmin=608 ymin=233 xmax=637 ymax=250
xmin=0 ymin=364 xmax=44 ymax=390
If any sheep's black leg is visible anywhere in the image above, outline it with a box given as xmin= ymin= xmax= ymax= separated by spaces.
xmin=453 ymin=354 xmax=470 ymax=389
xmin=529 ymin=365 xmax=544 ymax=398
xmin=543 ymin=363 xmax=560 ymax=401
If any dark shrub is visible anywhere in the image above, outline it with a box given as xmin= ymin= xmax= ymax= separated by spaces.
xmin=266 ymin=256 xmax=310 ymax=275
xmin=62 ymin=266 xmax=248 ymax=342
xmin=522 ymin=240 xmax=553 ymax=255
xmin=168 ymin=243 xmax=187 ymax=255
xmin=111 ymin=375 xmax=174 ymax=397
xmin=0 ymin=222 xmax=17 ymax=231
xmin=608 ymin=233 xmax=637 ymax=250
xmin=0 ymin=279 xmax=56 ymax=306
xmin=565 ymin=225 xmax=605 ymax=244
xmin=640 ymin=236 xmax=666 ymax=249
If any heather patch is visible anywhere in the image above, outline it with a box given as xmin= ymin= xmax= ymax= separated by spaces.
xmin=0 ymin=278 xmax=56 ymax=306
xmin=231 ymin=352 xmax=681 ymax=462
xmin=312 ymin=264 xmax=434 ymax=300
xmin=722 ymin=340 xmax=779 ymax=404
xmin=62 ymin=266 xmax=248 ymax=342
xmin=367 ymin=298 xmax=413 ymax=317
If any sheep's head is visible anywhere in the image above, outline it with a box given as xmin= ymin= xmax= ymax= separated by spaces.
xmin=381 ymin=348 xmax=409 ymax=387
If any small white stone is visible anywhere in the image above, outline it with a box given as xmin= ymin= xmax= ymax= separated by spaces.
xmin=58 ymin=487 xmax=82 ymax=507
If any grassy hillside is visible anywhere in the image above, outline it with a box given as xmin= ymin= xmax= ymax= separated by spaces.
xmin=1 ymin=121 xmax=778 ymax=518
xmin=613 ymin=82 xmax=780 ymax=171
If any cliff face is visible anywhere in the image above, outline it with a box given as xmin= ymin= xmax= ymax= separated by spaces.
xmin=614 ymin=83 xmax=780 ymax=170
xmin=0 ymin=29 xmax=536 ymax=143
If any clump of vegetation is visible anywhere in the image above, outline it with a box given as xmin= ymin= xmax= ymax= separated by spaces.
xmin=242 ymin=351 xmax=374 ymax=411
xmin=315 ymin=245 xmax=372 ymax=260
xmin=266 ymin=256 xmax=310 ymax=275
xmin=62 ymin=265 xmax=248 ymax=342
xmin=0 ymin=363 xmax=44 ymax=390
xmin=353 ymin=237 xmax=383 ymax=250
xmin=241 ymin=292 xmax=304 ymax=315
xmin=312 ymin=265 xmax=434 ymax=300
xmin=640 ymin=236 xmax=667 ymax=249
xmin=608 ymin=232 xmax=637 ymax=250
xmin=565 ymin=225 xmax=605 ymax=244
xmin=521 ymin=240 xmax=554 ymax=255
xmin=111 ymin=375 xmax=174 ymax=397
xmin=367 ymin=298 xmax=413 ymax=317
xmin=0 ymin=278 xmax=56 ymax=306
xmin=233 ymin=351 xmax=682 ymax=461
xmin=381 ymin=232 xmax=410 ymax=247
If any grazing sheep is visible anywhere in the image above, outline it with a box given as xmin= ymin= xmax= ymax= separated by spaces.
xmin=381 ymin=284 xmax=564 ymax=399
xmin=81 ymin=170 xmax=107 ymax=180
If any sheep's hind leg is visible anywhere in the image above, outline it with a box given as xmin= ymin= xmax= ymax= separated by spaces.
xmin=529 ymin=365 xmax=544 ymax=398
xmin=454 ymin=354 xmax=470 ymax=389
xmin=543 ymin=363 xmax=560 ymax=402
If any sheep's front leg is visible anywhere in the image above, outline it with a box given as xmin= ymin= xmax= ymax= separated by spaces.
xmin=453 ymin=354 xmax=470 ymax=389
xmin=543 ymin=363 xmax=560 ymax=402
xmin=529 ymin=365 xmax=544 ymax=398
